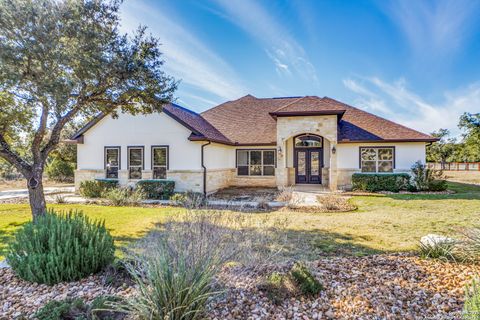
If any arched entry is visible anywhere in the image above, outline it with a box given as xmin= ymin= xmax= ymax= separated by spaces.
xmin=293 ymin=134 xmax=323 ymax=184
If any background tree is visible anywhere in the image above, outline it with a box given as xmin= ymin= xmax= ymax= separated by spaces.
xmin=0 ymin=0 xmax=176 ymax=219
xmin=458 ymin=113 xmax=480 ymax=162
xmin=426 ymin=129 xmax=457 ymax=168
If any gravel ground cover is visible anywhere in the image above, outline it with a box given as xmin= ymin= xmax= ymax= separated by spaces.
xmin=208 ymin=254 xmax=479 ymax=319
xmin=2 ymin=253 xmax=478 ymax=319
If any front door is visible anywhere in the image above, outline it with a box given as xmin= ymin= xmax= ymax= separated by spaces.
xmin=295 ymin=148 xmax=322 ymax=184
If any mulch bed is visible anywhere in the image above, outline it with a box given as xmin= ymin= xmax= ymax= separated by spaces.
xmin=1 ymin=254 xmax=478 ymax=319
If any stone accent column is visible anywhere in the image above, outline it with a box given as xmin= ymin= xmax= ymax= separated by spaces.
xmin=329 ymin=143 xmax=338 ymax=191
xmin=275 ymin=140 xmax=288 ymax=187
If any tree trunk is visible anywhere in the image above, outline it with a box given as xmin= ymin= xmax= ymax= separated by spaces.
xmin=28 ymin=176 xmax=47 ymax=222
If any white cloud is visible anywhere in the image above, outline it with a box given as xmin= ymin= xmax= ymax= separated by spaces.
xmin=210 ymin=0 xmax=318 ymax=83
xmin=382 ymin=0 xmax=480 ymax=57
xmin=344 ymin=77 xmax=480 ymax=136
xmin=119 ymin=1 xmax=248 ymax=104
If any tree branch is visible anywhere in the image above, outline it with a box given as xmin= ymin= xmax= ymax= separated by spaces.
xmin=0 ymin=134 xmax=31 ymax=177
xmin=32 ymin=101 xmax=49 ymax=163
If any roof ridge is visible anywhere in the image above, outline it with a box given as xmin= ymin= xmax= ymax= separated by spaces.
xmin=272 ymin=96 xmax=306 ymax=112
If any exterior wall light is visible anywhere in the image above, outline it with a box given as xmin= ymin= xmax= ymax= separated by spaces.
xmin=332 ymin=146 xmax=336 ymax=154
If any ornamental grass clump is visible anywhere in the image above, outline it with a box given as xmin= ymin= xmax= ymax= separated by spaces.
xmin=464 ymin=278 xmax=480 ymax=319
xmin=122 ymin=210 xmax=288 ymax=319
xmin=8 ymin=209 xmax=115 ymax=285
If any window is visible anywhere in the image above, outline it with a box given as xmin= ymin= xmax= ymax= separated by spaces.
xmin=360 ymin=147 xmax=394 ymax=173
xmin=105 ymin=147 xmax=120 ymax=179
xmin=237 ymin=149 xmax=275 ymax=176
xmin=152 ymin=146 xmax=168 ymax=179
xmin=294 ymin=134 xmax=323 ymax=147
xmin=128 ymin=147 xmax=144 ymax=179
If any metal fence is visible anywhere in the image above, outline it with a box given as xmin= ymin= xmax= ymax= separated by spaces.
xmin=427 ymin=162 xmax=480 ymax=171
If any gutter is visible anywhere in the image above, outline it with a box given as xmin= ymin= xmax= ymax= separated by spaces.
xmin=201 ymin=141 xmax=211 ymax=197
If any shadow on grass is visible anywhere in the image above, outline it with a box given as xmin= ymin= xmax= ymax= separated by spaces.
xmin=131 ymin=220 xmax=385 ymax=263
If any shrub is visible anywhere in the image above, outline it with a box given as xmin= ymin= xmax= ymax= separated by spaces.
xmin=123 ymin=211 xmax=287 ymax=319
xmin=411 ymin=161 xmax=447 ymax=191
xmin=290 ymin=262 xmax=323 ymax=295
xmin=35 ymin=296 xmax=125 ymax=320
xmin=8 ymin=209 xmax=115 ymax=285
xmin=464 ymin=278 xmax=480 ymax=319
xmin=34 ymin=298 xmax=89 ymax=320
xmin=79 ymin=179 xmax=119 ymax=198
xmin=104 ymin=187 xmax=145 ymax=206
xmin=170 ymin=190 xmax=205 ymax=209
xmin=258 ymin=272 xmax=292 ymax=305
xmin=136 ymin=179 xmax=175 ymax=199
xmin=54 ymin=194 xmax=67 ymax=204
xmin=352 ymin=173 xmax=410 ymax=192
xmin=317 ymin=194 xmax=356 ymax=211
xmin=276 ymin=186 xmax=293 ymax=202
xmin=46 ymin=158 xmax=74 ymax=183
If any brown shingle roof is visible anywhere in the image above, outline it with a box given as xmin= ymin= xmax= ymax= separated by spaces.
xmin=201 ymin=95 xmax=436 ymax=144
xmin=163 ymin=104 xmax=231 ymax=144
xmin=73 ymin=95 xmax=436 ymax=145
xmin=270 ymin=96 xmax=346 ymax=116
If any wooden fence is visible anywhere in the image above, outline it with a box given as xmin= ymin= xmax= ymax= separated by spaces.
xmin=427 ymin=162 xmax=480 ymax=171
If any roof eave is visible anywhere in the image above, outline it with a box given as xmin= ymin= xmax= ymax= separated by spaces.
xmin=338 ymin=138 xmax=440 ymax=143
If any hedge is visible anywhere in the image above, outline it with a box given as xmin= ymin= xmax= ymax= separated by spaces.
xmin=352 ymin=173 xmax=410 ymax=192
xmin=79 ymin=179 xmax=119 ymax=198
xmin=136 ymin=179 xmax=175 ymax=199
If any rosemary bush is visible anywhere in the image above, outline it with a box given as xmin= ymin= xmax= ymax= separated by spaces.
xmin=8 ymin=209 xmax=115 ymax=285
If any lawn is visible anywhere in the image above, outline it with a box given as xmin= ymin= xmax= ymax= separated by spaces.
xmin=0 ymin=182 xmax=479 ymax=260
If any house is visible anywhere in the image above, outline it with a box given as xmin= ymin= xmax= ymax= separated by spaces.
xmin=72 ymin=95 xmax=437 ymax=194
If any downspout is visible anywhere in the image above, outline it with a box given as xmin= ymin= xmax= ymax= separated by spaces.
xmin=201 ymin=141 xmax=211 ymax=197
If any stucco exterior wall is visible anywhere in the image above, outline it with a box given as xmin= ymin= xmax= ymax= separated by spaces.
xmin=336 ymin=142 xmax=427 ymax=189
xmin=76 ymin=111 xmax=202 ymax=191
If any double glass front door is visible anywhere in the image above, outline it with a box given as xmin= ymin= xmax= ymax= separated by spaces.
xmin=295 ymin=149 xmax=322 ymax=184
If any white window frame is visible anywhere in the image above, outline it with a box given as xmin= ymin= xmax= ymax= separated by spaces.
xmin=236 ymin=149 xmax=276 ymax=176
xmin=360 ymin=146 xmax=395 ymax=173
xmin=152 ymin=146 xmax=168 ymax=179
xmin=127 ymin=146 xmax=144 ymax=179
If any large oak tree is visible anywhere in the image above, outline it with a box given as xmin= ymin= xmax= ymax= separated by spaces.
xmin=0 ymin=0 xmax=176 ymax=219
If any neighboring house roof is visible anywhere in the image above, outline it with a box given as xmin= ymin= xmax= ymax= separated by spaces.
xmin=72 ymin=95 xmax=437 ymax=144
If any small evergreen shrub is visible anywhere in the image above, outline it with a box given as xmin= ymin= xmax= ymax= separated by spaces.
xmin=46 ymin=158 xmax=75 ymax=182
xmin=34 ymin=296 xmax=125 ymax=320
xmin=352 ymin=173 xmax=410 ymax=192
xmin=410 ymin=161 xmax=447 ymax=191
xmin=136 ymin=179 xmax=175 ymax=199
xmin=464 ymin=278 xmax=480 ymax=318
xmin=35 ymin=298 xmax=89 ymax=320
xmin=258 ymin=272 xmax=292 ymax=305
xmin=290 ymin=262 xmax=323 ymax=295
xmin=79 ymin=179 xmax=119 ymax=198
xmin=104 ymin=187 xmax=145 ymax=206
xmin=8 ymin=209 xmax=115 ymax=285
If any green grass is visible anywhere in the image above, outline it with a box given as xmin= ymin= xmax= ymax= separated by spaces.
xmin=1 ymin=182 xmax=479 ymax=260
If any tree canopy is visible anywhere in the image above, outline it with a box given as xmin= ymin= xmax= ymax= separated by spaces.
xmin=427 ymin=113 xmax=480 ymax=163
xmin=0 ymin=0 xmax=177 ymax=217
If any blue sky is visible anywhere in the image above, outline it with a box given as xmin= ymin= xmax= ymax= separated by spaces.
xmin=120 ymin=0 xmax=480 ymax=136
